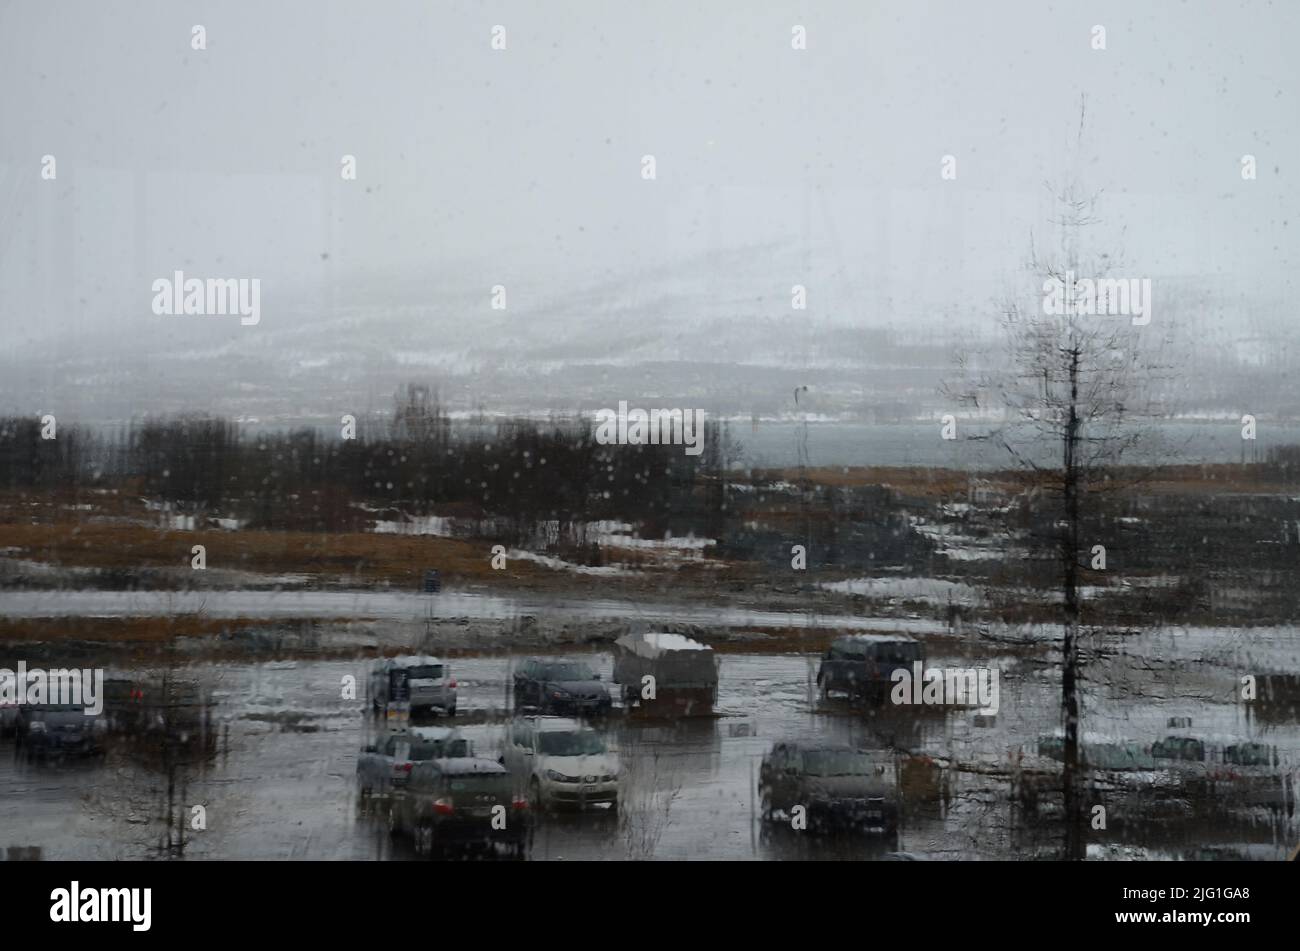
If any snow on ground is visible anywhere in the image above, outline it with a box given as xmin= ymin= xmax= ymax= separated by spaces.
xmin=823 ymin=575 xmax=1185 ymax=607
xmin=727 ymin=481 xmax=800 ymax=494
xmin=909 ymin=516 xmax=1014 ymax=562
xmin=593 ymin=530 xmax=715 ymax=552
xmin=371 ymin=516 xmax=454 ymax=536
xmin=131 ymin=499 xmax=247 ymax=531
xmin=587 ymin=520 xmax=633 ymax=534
xmin=506 ymin=549 xmax=641 ymax=577
xmin=819 ymin=577 xmax=986 ymax=605
xmin=1079 ymin=576 xmax=1183 ymax=599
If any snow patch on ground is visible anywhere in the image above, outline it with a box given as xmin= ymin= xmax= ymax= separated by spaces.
xmin=594 ymin=530 xmax=715 ymax=552
xmin=909 ymin=516 xmax=1011 ymax=562
xmin=819 ymin=577 xmax=985 ymax=605
xmin=507 ymin=549 xmax=642 ymax=577
xmin=371 ymin=516 xmax=454 ymax=536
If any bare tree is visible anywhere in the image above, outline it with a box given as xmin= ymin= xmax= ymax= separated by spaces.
xmin=82 ymin=608 xmax=229 ymax=859
xmin=946 ymin=102 xmax=1176 ymax=859
xmin=618 ymin=744 xmax=684 ymax=860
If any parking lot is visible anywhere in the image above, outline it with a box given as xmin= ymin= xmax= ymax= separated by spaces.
xmin=3 ymin=639 xmax=1296 ymax=861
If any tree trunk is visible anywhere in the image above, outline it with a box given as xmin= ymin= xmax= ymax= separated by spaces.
xmin=1061 ymin=344 xmax=1084 ymax=860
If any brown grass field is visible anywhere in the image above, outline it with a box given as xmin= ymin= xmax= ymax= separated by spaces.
xmin=1 ymin=461 xmax=1292 ymax=649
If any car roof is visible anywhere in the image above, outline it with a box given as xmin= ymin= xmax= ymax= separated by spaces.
xmin=1158 ymin=732 xmax=1273 ymax=747
xmin=517 ymin=715 xmax=587 ymax=733
xmin=783 ymin=742 xmax=880 ymax=755
xmin=833 ymin=633 xmax=920 ymax=645
xmin=431 ymin=757 xmax=508 ymax=776
xmin=385 ymin=655 xmax=445 ymax=666
xmin=406 ymin=726 xmax=458 ymax=741
xmin=1038 ymin=730 xmax=1143 ymax=745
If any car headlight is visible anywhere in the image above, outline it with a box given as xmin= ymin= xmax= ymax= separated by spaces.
xmin=28 ymin=721 xmax=46 ymax=733
xmin=546 ymin=770 xmax=578 ymax=783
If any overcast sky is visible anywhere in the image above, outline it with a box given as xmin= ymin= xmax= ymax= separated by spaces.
xmin=0 ymin=0 xmax=1295 ymax=416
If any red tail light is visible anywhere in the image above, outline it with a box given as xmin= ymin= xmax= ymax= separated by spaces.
xmin=433 ymin=798 xmax=455 ymax=815
xmin=512 ymin=797 xmax=529 ymax=810
xmin=397 ymin=762 xmax=413 ymax=773
xmin=449 ymin=680 xmax=458 ymax=689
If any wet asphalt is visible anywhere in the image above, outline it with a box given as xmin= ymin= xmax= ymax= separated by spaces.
xmin=2 ymin=641 xmax=1296 ymax=860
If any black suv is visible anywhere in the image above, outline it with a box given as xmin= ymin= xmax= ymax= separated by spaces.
xmin=513 ymin=658 xmax=610 ymax=717
xmin=388 ymin=758 xmax=529 ymax=858
xmin=759 ymin=742 xmax=900 ymax=838
xmin=816 ymin=634 xmax=924 ymax=702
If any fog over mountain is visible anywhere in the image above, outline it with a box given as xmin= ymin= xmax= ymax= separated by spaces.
xmin=2 ymin=0 xmax=1296 ymax=424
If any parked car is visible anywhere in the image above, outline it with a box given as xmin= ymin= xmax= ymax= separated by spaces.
xmin=407 ymin=725 xmax=472 ymax=749
xmin=1151 ymin=732 xmax=1294 ymax=815
xmin=369 ymin=656 xmax=457 ymax=717
xmin=1038 ymin=734 xmax=1163 ymax=770
xmin=1015 ymin=732 xmax=1189 ymax=818
xmin=612 ymin=632 xmax=718 ymax=716
xmin=759 ymin=742 xmax=900 ymax=836
xmin=99 ymin=676 xmax=216 ymax=759
xmin=0 ymin=670 xmax=17 ymax=736
xmin=500 ymin=716 xmax=619 ymax=811
xmin=357 ymin=728 xmax=471 ymax=798
xmin=15 ymin=704 xmax=106 ymax=762
xmin=512 ymin=658 xmax=610 ymax=717
xmin=388 ymin=757 xmax=529 ymax=858
xmin=0 ymin=702 xmax=16 ymax=738
xmin=1254 ymin=674 xmax=1300 ymax=722
xmin=816 ymin=634 xmax=924 ymax=702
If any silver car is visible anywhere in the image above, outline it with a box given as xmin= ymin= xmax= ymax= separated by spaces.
xmin=357 ymin=728 xmax=471 ymax=798
xmin=370 ymin=656 xmax=457 ymax=717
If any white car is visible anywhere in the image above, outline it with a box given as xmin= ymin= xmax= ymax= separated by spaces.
xmin=501 ymin=717 xmax=619 ymax=811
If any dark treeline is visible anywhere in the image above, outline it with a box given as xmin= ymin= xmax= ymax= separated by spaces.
xmin=0 ymin=386 xmax=739 ymax=544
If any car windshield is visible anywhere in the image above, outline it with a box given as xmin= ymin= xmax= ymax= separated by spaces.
xmin=1225 ymin=743 xmax=1272 ymax=766
xmin=449 ymin=775 xmax=512 ymax=798
xmin=1153 ymin=737 xmax=1204 ymax=761
xmin=542 ymin=663 xmax=595 ymax=681
xmin=390 ymin=740 xmax=460 ymax=760
xmin=1083 ymin=743 xmax=1157 ymax=770
xmin=878 ymin=644 xmax=921 ymax=665
xmin=802 ymin=751 xmax=880 ymax=776
xmin=538 ymin=731 xmax=606 ymax=756
xmin=406 ymin=665 xmax=444 ymax=680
